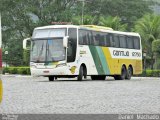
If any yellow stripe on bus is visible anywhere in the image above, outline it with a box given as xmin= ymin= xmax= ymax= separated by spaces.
xmin=102 ymin=47 xmax=142 ymax=75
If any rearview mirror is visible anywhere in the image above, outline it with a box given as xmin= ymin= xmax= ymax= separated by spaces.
xmin=23 ymin=38 xmax=31 ymax=50
xmin=63 ymin=36 xmax=69 ymax=48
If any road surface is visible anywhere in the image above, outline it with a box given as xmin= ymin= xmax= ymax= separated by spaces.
xmin=0 ymin=75 xmax=160 ymax=114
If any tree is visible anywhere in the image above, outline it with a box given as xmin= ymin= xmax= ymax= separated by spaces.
xmin=98 ymin=16 xmax=127 ymax=31
xmin=152 ymin=40 xmax=160 ymax=69
xmin=72 ymin=15 xmax=97 ymax=25
xmin=1 ymin=0 xmax=76 ymax=66
xmin=86 ymin=0 xmax=154 ymax=28
xmin=134 ymin=14 xmax=160 ymax=69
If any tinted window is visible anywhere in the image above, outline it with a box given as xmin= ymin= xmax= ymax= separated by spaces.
xmin=109 ymin=34 xmax=114 ymax=47
xmin=91 ymin=31 xmax=110 ymax=46
xmin=93 ymin=31 xmax=100 ymax=46
xmin=113 ymin=34 xmax=120 ymax=47
xmin=119 ymin=35 xmax=127 ymax=48
xmin=79 ymin=29 xmax=90 ymax=45
xmin=105 ymin=34 xmax=110 ymax=47
xmin=79 ymin=30 xmax=140 ymax=50
xmin=133 ymin=37 xmax=140 ymax=49
xmin=87 ymin=31 xmax=92 ymax=45
xmin=67 ymin=28 xmax=77 ymax=62
xmin=99 ymin=33 xmax=106 ymax=46
xmin=79 ymin=30 xmax=83 ymax=45
xmin=127 ymin=36 xmax=134 ymax=49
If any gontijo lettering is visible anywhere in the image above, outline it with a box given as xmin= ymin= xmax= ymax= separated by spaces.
xmin=113 ymin=50 xmax=129 ymax=57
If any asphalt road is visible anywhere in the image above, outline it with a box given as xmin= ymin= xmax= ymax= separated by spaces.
xmin=0 ymin=75 xmax=160 ymax=114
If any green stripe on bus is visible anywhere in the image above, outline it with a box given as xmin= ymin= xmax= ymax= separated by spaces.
xmin=89 ymin=46 xmax=104 ymax=74
xmin=96 ymin=47 xmax=110 ymax=75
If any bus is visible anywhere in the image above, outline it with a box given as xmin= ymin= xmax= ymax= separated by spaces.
xmin=23 ymin=25 xmax=142 ymax=81
xmin=0 ymin=14 xmax=3 ymax=103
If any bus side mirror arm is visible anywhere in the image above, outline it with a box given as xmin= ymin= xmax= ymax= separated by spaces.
xmin=23 ymin=38 xmax=31 ymax=50
xmin=63 ymin=36 xmax=69 ymax=48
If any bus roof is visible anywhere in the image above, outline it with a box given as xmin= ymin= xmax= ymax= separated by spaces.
xmin=81 ymin=25 xmax=113 ymax=31
xmin=35 ymin=25 xmax=78 ymax=30
xmin=35 ymin=25 xmax=113 ymax=31
xmin=34 ymin=25 xmax=140 ymax=37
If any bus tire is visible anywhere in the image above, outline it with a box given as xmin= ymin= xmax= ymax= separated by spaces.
xmin=77 ymin=66 xmax=83 ymax=81
xmin=114 ymin=66 xmax=126 ymax=80
xmin=49 ymin=76 xmax=55 ymax=81
xmin=126 ymin=66 xmax=132 ymax=80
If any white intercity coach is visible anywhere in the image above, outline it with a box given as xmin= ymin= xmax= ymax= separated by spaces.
xmin=23 ymin=25 xmax=142 ymax=81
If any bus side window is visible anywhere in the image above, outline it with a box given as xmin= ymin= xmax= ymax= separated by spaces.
xmin=82 ymin=32 xmax=87 ymax=45
xmin=95 ymin=33 xmax=100 ymax=46
xmin=113 ymin=34 xmax=120 ymax=48
xmin=109 ymin=34 xmax=114 ymax=47
xmin=133 ymin=36 xmax=140 ymax=49
xmin=105 ymin=34 xmax=110 ymax=47
xmin=119 ymin=35 xmax=127 ymax=48
xmin=127 ymin=36 xmax=134 ymax=49
xmin=90 ymin=31 xmax=94 ymax=45
xmin=87 ymin=31 xmax=91 ymax=45
xmin=79 ymin=30 xmax=83 ymax=45
xmin=99 ymin=33 xmax=105 ymax=46
xmin=83 ymin=30 xmax=89 ymax=45
xmin=79 ymin=29 xmax=89 ymax=45
xmin=92 ymin=31 xmax=98 ymax=46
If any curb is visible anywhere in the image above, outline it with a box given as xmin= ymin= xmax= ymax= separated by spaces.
xmin=2 ymin=74 xmax=32 ymax=78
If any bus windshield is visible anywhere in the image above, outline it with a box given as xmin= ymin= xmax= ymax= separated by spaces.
xmin=30 ymin=38 xmax=66 ymax=62
xmin=32 ymin=28 xmax=66 ymax=38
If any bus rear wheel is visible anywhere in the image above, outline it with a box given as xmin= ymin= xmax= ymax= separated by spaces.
xmin=49 ymin=76 xmax=55 ymax=81
xmin=126 ymin=66 xmax=132 ymax=80
xmin=114 ymin=66 xmax=126 ymax=80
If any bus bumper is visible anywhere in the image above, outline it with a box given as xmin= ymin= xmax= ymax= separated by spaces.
xmin=30 ymin=66 xmax=77 ymax=77
xmin=0 ymin=79 xmax=2 ymax=103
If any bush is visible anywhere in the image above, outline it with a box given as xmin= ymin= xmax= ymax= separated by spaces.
xmin=152 ymin=40 xmax=160 ymax=53
xmin=138 ymin=70 xmax=160 ymax=77
xmin=3 ymin=67 xmax=30 ymax=75
xmin=2 ymin=67 xmax=160 ymax=77
xmin=3 ymin=67 xmax=9 ymax=74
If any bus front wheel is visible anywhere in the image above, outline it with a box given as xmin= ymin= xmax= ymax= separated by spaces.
xmin=49 ymin=76 xmax=55 ymax=81
xmin=77 ymin=66 xmax=84 ymax=81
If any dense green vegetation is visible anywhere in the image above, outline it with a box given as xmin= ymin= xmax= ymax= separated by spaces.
xmin=3 ymin=67 xmax=30 ymax=75
xmin=1 ymin=0 xmax=160 ymax=69
xmin=134 ymin=14 xmax=160 ymax=69
xmin=139 ymin=70 xmax=160 ymax=77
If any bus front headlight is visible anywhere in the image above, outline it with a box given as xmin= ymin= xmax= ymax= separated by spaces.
xmin=56 ymin=63 xmax=66 ymax=68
